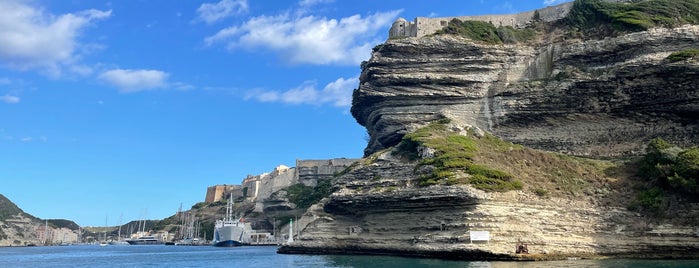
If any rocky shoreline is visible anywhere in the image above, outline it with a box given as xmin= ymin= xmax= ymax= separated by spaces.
xmin=271 ymin=142 xmax=699 ymax=261
xmin=278 ymin=242 xmax=699 ymax=261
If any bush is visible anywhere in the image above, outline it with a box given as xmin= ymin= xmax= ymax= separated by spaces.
xmin=667 ymin=49 xmax=699 ymax=62
xmin=638 ymin=138 xmax=699 ymax=195
xmin=534 ymin=188 xmax=549 ymax=197
xmin=629 ymin=187 xmax=664 ymax=212
xmin=285 ymin=179 xmax=333 ymax=209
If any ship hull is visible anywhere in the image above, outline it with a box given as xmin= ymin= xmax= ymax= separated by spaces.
xmin=213 ymin=240 xmax=244 ymax=247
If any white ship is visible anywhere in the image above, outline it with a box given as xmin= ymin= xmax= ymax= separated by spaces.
xmin=212 ymin=195 xmax=251 ymax=247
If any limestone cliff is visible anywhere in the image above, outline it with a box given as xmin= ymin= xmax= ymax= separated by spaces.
xmin=279 ymin=2 xmax=699 ymax=260
xmin=279 ymin=135 xmax=699 ymax=260
xmin=351 ymin=26 xmax=699 ymax=157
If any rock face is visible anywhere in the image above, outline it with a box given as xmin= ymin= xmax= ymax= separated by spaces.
xmin=279 ymin=24 xmax=699 ymax=260
xmin=351 ymin=26 xmax=699 ymax=157
xmin=0 ymin=194 xmax=79 ymax=246
xmin=279 ymin=151 xmax=699 ymax=260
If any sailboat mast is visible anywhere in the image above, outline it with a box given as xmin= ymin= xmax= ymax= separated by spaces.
xmin=44 ymin=220 xmax=48 ymax=244
xmin=118 ymin=213 xmax=123 ymax=239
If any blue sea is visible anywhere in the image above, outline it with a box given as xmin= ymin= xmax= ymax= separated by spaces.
xmin=0 ymin=245 xmax=698 ymax=268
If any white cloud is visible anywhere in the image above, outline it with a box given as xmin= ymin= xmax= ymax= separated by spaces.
xmin=196 ymin=0 xmax=248 ymax=24
xmin=98 ymin=69 xmax=169 ymax=93
xmin=245 ymin=76 xmax=357 ymax=107
xmin=205 ymin=10 xmax=401 ymax=65
xmin=21 ymin=137 xmax=32 ymax=142
xmin=1 ymin=95 xmax=20 ymax=104
xmin=543 ymin=0 xmax=568 ymax=5
xmin=298 ymin=0 xmax=334 ymax=7
xmin=0 ymin=0 xmax=111 ymax=76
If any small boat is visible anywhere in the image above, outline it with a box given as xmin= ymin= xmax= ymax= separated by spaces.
xmin=108 ymin=240 xmax=130 ymax=245
xmin=126 ymin=236 xmax=163 ymax=245
xmin=99 ymin=241 xmax=108 ymax=247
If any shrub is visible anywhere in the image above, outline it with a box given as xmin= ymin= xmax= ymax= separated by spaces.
xmin=629 ymin=187 xmax=664 ymax=212
xmin=638 ymin=138 xmax=699 ymax=195
xmin=667 ymin=49 xmax=699 ymax=62
xmin=285 ymin=179 xmax=333 ymax=209
xmin=534 ymin=188 xmax=549 ymax=197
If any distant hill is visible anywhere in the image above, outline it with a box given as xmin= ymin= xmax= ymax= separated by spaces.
xmin=47 ymin=219 xmax=81 ymax=231
xmin=0 ymin=194 xmax=33 ymax=221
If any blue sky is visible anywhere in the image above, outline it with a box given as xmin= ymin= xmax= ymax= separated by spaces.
xmin=0 ymin=0 xmax=570 ymax=227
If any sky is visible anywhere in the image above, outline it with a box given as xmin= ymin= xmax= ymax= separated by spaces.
xmin=0 ymin=0 xmax=571 ymax=227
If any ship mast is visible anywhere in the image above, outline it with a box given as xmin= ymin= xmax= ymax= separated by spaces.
xmin=226 ymin=192 xmax=233 ymax=221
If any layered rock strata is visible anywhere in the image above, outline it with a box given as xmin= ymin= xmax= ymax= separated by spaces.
xmin=279 ymin=151 xmax=699 ymax=260
xmin=351 ymin=26 xmax=699 ymax=157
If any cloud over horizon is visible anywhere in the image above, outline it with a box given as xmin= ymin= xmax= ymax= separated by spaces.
xmin=0 ymin=0 xmax=111 ymax=77
xmin=1 ymin=95 xmax=20 ymax=104
xmin=204 ymin=10 xmax=401 ymax=65
xmin=196 ymin=0 xmax=249 ymax=24
xmin=298 ymin=0 xmax=335 ymax=7
xmin=543 ymin=0 xmax=569 ymax=5
xmin=98 ymin=69 xmax=170 ymax=93
xmin=245 ymin=76 xmax=357 ymax=107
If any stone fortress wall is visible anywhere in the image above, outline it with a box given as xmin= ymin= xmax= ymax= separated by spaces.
xmin=205 ymin=158 xmax=360 ymax=205
xmin=389 ymin=2 xmax=574 ymax=38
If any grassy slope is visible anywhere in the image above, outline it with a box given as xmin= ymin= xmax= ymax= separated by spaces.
xmin=392 ymin=120 xmax=638 ymax=206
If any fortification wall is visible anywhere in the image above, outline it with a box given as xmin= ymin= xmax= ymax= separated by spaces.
xmin=254 ymin=166 xmax=296 ymax=202
xmin=204 ymin=184 xmax=240 ymax=203
xmin=205 ymin=159 xmax=359 ymax=212
xmin=390 ymin=2 xmax=574 ymax=38
xmin=296 ymin=158 xmax=359 ymax=186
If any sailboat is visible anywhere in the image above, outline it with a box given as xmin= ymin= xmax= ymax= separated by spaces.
xmin=109 ymin=213 xmax=129 ymax=245
xmin=99 ymin=216 xmax=108 ymax=246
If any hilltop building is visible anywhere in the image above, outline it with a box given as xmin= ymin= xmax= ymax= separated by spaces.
xmin=389 ymin=2 xmax=573 ymax=38
xmin=207 ymin=159 xmax=360 ymax=203
xmin=204 ymin=158 xmax=359 ymax=212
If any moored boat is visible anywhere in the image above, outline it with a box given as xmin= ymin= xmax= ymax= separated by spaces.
xmin=126 ymin=236 xmax=163 ymax=245
xmin=212 ymin=195 xmax=251 ymax=247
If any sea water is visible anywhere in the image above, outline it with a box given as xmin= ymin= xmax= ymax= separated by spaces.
xmin=0 ymin=245 xmax=698 ymax=268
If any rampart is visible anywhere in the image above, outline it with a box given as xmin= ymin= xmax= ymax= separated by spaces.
xmin=204 ymin=184 xmax=240 ymax=203
xmin=295 ymin=158 xmax=359 ymax=184
xmin=205 ymin=158 xmax=360 ymax=207
xmin=389 ymin=2 xmax=574 ymax=38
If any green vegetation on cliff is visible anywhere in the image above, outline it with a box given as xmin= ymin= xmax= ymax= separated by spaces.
xmin=435 ymin=19 xmax=536 ymax=44
xmin=667 ymin=48 xmax=699 ymax=62
xmin=566 ymin=0 xmax=699 ymax=33
xmin=0 ymin=194 xmax=24 ymax=221
xmin=285 ymin=179 xmax=332 ymax=209
xmin=393 ymin=120 xmax=626 ymax=198
xmin=47 ymin=219 xmax=80 ymax=230
xmin=395 ymin=119 xmax=522 ymax=191
xmin=638 ymin=138 xmax=699 ymax=195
